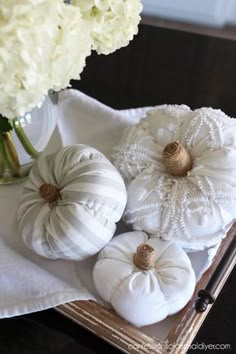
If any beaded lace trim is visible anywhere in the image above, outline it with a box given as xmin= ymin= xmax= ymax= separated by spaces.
xmin=112 ymin=105 xmax=236 ymax=245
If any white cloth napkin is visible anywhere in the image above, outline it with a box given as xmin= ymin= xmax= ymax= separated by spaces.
xmin=0 ymin=89 xmax=221 ymax=318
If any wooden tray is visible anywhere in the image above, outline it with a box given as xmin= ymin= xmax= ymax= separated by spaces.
xmin=56 ymin=223 xmax=236 ymax=354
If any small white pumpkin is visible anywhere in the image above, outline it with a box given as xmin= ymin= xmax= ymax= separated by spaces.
xmin=93 ymin=231 xmax=196 ymax=327
xmin=113 ymin=105 xmax=236 ymax=250
xmin=18 ymin=144 xmax=127 ymax=260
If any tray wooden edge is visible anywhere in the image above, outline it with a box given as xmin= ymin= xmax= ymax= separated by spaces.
xmin=57 ymin=223 xmax=236 ymax=354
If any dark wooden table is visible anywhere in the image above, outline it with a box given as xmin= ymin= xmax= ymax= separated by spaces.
xmin=0 ymin=268 xmax=234 ymax=354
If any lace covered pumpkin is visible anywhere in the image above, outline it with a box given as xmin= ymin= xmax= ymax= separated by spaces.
xmin=113 ymin=105 xmax=236 ymax=250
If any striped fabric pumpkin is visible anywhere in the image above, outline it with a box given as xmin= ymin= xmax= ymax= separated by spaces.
xmin=17 ymin=145 xmax=127 ymax=260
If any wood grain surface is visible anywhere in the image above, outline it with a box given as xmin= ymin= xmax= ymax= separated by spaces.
xmin=57 ymin=224 xmax=236 ymax=354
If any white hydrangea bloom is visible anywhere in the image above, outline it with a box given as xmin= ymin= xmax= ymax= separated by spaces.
xmin=72 ymin=0 xmax=143 ymax=55
xmin=0 ymin=0 xmax=92 ymax=119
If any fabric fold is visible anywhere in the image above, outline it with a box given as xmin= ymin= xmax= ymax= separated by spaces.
xmin=0 ymin=89 xmax=223 ymax=318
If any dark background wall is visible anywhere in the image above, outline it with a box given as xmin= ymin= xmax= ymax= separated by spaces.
xmin=73 ymin=24 xmax=236 ymax=118
xmin=0 ymin=23 xmax=235 ymax=354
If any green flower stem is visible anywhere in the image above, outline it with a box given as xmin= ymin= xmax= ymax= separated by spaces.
xmin=12 ymin=118 xmax=40 ymax=159
xmin=0 ymin=135 xmax=6 ymax=170
xmin=0 ymin=148 xmax=4 ymax=177
xmin=0 ymin=133 xmax=20 ymax=177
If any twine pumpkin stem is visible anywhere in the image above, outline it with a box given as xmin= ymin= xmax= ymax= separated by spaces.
xmin=39 ymin=183 xmax=61 ymax=203
xmin=162 ymin=141 xmax=193 ymax=176
xmin=133 ymin=244 xmax=156 ymax=270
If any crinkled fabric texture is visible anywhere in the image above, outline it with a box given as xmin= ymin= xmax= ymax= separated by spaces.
xmin=112 ymin=105 xmax=236 ymax=251
xmin=72 ymin=0 xmax=142 ymax=54
xmin=18 ymin=144 xmax=127 ymax=261
xmin=93 ymin=231 xmax=196 ymax=327
xmin=0 ymin=0 xmax=91 ymax=118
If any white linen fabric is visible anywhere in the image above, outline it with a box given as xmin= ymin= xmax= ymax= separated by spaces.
xmin=18 ymin=145 xmax=127 ymax=260
xmin=93 ymin=231 xmax=196 ymax=327
xmin=0 ymin=89 xmax=226 ymax=319
xmin=112 ymin=105 xmax=236 ymax=251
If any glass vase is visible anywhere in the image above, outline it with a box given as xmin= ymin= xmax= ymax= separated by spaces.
xmin=0 ymin=93 xmax=58 ymax=184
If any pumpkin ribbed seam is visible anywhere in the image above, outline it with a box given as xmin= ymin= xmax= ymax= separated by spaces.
xmin=108 ymin=257 xmax=156 ymax=305
xmin=44 ymin=209 xmax=61 ymax=256
xmin=149 ymin=240 xmax=174 ymax=262
xmin=110 ymin=268 xmax=186 ymax=315
xmin=57 ymin=198 xmax=107 ymax=223
xmin=99 ymin=255 xmax=132 ymax=266
xmin=109 ymin=267 xmax=140 ymax=305
xmin=154 ymin=250 xmax=195 ymax=311
xmin=109 ymin=242 xmax=178 ymax=304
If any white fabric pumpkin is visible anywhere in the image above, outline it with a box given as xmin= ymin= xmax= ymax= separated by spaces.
xmin=18 ymin=144 xmax=127 ymax=260
xmin=93 ymin=231 xmax=196 ymax=327
xmin=113 ymin=105 xmax=236 ymax=251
